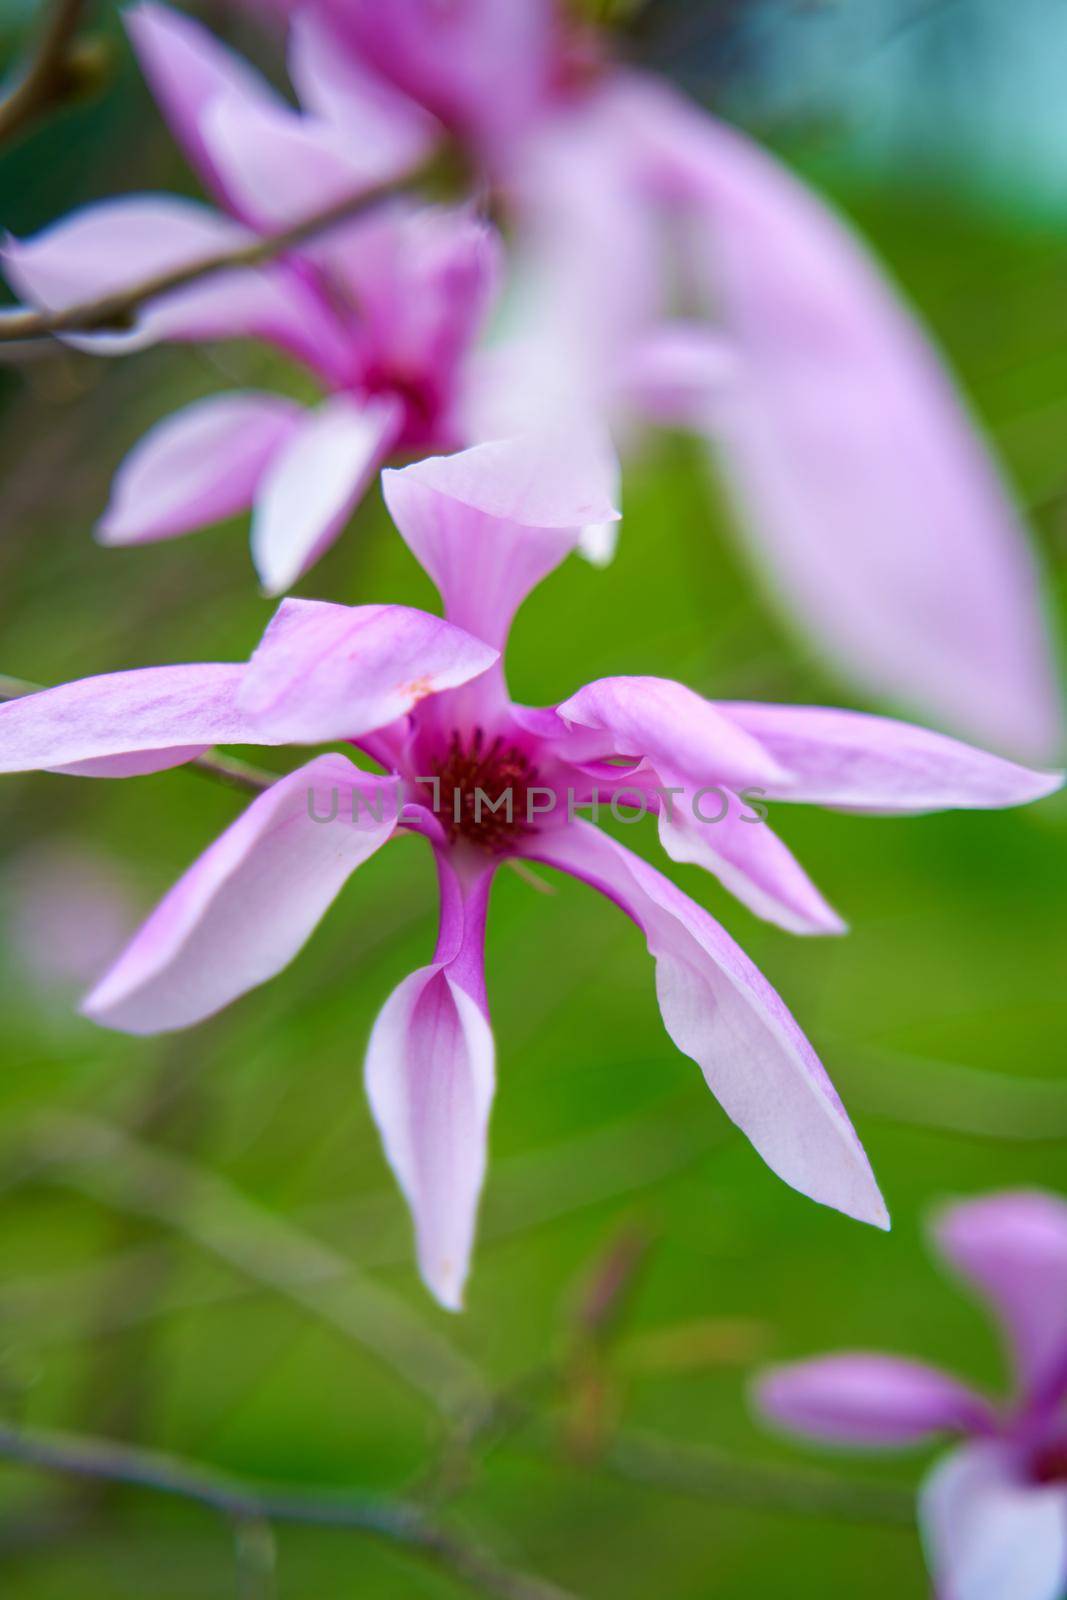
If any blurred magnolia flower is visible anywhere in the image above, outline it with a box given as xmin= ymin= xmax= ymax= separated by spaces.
xmin=3 ymin=841 xmax=139 ymax=992
xmin=0 ymin=439 xmax=1059 ymax=1307
xmin=295 ymin=0 xmax=1063 ymax=761
xmin=756 ymin=1190 xmax=1067 ymax=1600
xmin=2 ymin=3 xmax=500 ymax=595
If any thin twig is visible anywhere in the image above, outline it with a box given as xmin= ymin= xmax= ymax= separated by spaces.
xmin=0 ymin=672 xmax=274 ymax=795
xmin=0 ymin=0 xmax=93 ymax=145
xmin=0 ymin=172 xmax=429 ymax=342
xmin=0 ymin=1422 xmax=580 ymax=1600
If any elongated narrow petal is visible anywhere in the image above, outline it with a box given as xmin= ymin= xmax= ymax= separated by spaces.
xmin=718 ymin=703 xmax=1062 ymax=813
xmin=0 ymin=663 xmax=271 ymax=775
xmin=629 ymin=80 xmax=1062 ymax=761
xmin=921 ymin=1444 xmax=1067 ymax=1600
xmin=756 ymin=1354 xmax=992 ymax=1448
xmin=250 ymin=395 xmax=401 ymax=594
xmin=125 ymin=2 xmax=281 ymax=214
xmin=557 ymin=676 xmax=786 ymax=789
xmin=523 ymin=821 xmax=887 ymax=1228
xmin=365 ymin=857 xmax=496 ymax=1309
xmin=288 ymin=8 xmax=437 ymax=158
xmin=202 ymin=91 xmax=422 ymax=235
xmin=98 ymin=392 xmax=302 ymax=546
xmin=382 ymin=435 xmax=619 ymax=649
xmin=2 ymin=197 xmax=309 ymax=356
xmin=933 ymin=1192 xmax=1067 ymax=1404
xmin=84 ymin=755 xmax=399 ymax=1033
xmin=239 ymin=598 xmax=498 ymax=744
xmin=658 ymin=795 xmax=845 ymax=936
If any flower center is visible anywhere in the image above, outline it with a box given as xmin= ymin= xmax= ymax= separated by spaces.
xmin=1029 ymin=1438 xmax=1067 ymax=1484
xmin=432 ymin=728 xmax=542 ymax=853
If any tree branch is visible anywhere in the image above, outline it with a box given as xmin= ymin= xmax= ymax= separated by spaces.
xmin=0 ymin=0 xmax=95 ymax=146
xmin=0 ymin=173 xmax=428 ymax=342
xmin=0 ymin=1421 xmax=581 ymax=1600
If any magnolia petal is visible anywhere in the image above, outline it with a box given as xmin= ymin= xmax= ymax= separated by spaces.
xmin=364 ymin=857 xmax=495 ymax=1310
xmin=0 ymin=663 xmax=271 ymax=775
xmin=250 ymin=395 xmax=401 ymax=594
xmin=718 ymin=703 xmax=1062 ymax=813
xmin=523 ymin=821 xmax=887 ymax=1229
xmin=238 ymin=597 xmax=498 ymax=744
xmin=288 ymin=9 xmax=436 ymax=161
xmin=933 ymin=1192 xmax=1067 ymax=1404
xmin=98 ymin=392 xmax=302 ymax=546
xmin=658 ymin=792 xmax=846 ymax=936
xmin=629 ymin=80 xmax=1062 ymax=762
xmin=755 ymin=1353 xmax=992 ymax=1448
xmin=2 ymin=196 xmax=306 ymax=356
xmin=83 ymin=755 xmax=399 ymax=1033
xmin=382 ymin=435 xmax=620 ymax=649
xmin=921 ymin=1443 xmax=1067 ymax=1600
xmin=556 ymin=676 xmax=786 ymax=789
xmin=125 ymin=2 xmax=281 ymax=214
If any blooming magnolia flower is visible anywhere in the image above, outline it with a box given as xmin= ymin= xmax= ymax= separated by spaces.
xmin=2 ymin=3 xmax=499 ymax=594
xmin=0 ymin=441 xmax=1058 ymax=1307
xmin=756 ymin=1190 xmax=1067 ymax=1600
xmin=297 ymin=0 xmax=1063 ymax=760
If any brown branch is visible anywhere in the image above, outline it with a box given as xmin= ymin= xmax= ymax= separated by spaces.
xmin=0 ymin=672 xmax=274 ymax=795
xmin=0 ymin=1422 xmax=581 ymax=1600
xmin=0 ymin=172 xmax=428 ymax=342
xmin=0 ymin=0 xmax=97 ymax=146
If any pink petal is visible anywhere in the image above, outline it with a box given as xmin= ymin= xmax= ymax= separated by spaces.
xmin=125 ymin=2 xmax=281 ymax=215
xmin=288 ymin=9 xmax=437 ymax=161
xmin=250 ymin=395 xmax=401 ymax=595
xmin=364 ymin=855 xmax=495 ymax=1309
xmin=382 ymin=435 xmax=619 ymax=649
xmin=522 ymin=821 xmax=887 ymax=1229
xmin=629 ymin=80 xmax=1062 ymax=762
xmin=921 ymin=1443 xmax=1067 ymax=1600
xmin=98 ymin=392 xmax=302 ymax=546
xmin=201 ymin=91 xmax=422 ymax=236
xmin=0 ymin=663 xmax=270 ymax=776
xmin=623 ymin=321 xmax=737 ymax=430
xmin=238 ymin=598 xmax=498 ymax=744
xmin=556 ymin=676 xmax=786 ymax=789
xmin=314 ymin=0 xmax=555 ymax=165
xmin=755 ymin=1354 xmax=992 ymax=1448
xmin=658 ymin=794 xmax=846 ymax=937
xmin=83 ymin=755 xmax=399 ymax=1033
xmin=718 ymin=703 xmax=1062 ymax=813
xmin=933 ymin=1192 xmax=1067 ymax=1403
xmin=2 ymin=197 xmax=318 ymax=357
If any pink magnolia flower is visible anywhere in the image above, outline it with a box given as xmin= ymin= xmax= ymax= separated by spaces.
xmin=2 ymin=3 xmax=499 ymax=594
xmin=756 ymin=1190 xmax=1067 ymax=1600
xmin=300 ymin=0 xmax=1063 ymax=760
xmin=0 ymin=441 xmax=1059 ymax=1307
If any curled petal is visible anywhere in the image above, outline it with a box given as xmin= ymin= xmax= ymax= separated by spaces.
xmin=755 ymin=1353 xmax=993 ymax=1448
xmin=382 ymin=434 xmax=619 ymax=649
xmin=933 ymin=1191 xmax=1067 ymax=1404
xmin=365 ymin=857 xmax=495 ymax=1310
xmin=288 ymin=9 xmax=437 ymax=159
xmin=250 ymin=394 xmax=401 ymax=594
xmin=83 ymin=755 xmax=399 ymax=1033
xmin=718 ymin=703 xmax=1062 ymax=813
xmin=523 ymin=821 xmax=887 ymax=1229
xmin=238 ymin=597 xmax=498 ymax=744
xmin=98 ymin=392 xmax=302 ymax=546
xmin=0 ymin=664 xmax=269 ymax=776
xmin=921 ymin=1443 xmax=1067 ymax=1600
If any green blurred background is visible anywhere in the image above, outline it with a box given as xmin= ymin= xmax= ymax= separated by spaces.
xmin=1 ymin=1 xmax=1067 ymax=1594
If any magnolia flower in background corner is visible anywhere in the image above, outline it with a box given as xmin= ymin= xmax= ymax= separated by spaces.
xmin=2 ymin=3 xmax=500 ymax=595
xmin=294 ymin=0 xmax=1063 ymax=763
xmin=0 ymin=439 xmax=1059 ymax=1309
xmin=756 ymin=1189 xmax=1067 ymax=1600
